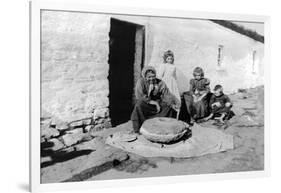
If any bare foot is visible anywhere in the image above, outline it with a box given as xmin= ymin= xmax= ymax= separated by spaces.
xmin=217 ymin=114 xmax=226 ymax=123
xmin=190 ymin=118 xmax=195 ymax=125
xmin=217 ymin=117 xmax=225 ymax=123
xmin=204 ymin=114 xmax=213 ymax=121
xmin=129 ymin=130 xmax=140 ymax=135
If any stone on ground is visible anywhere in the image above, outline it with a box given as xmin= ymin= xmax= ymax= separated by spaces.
xmin=61 ymin=132 xmax=86 ymax=146
xmin=41 ymin=126 xmax=60 ymax=139
xmin=47 ymin=138 xmax=65 ymax=151
xmin=140 ymin=117 xmax=190 ymax=143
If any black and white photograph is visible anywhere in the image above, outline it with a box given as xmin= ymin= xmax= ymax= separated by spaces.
xmin=38 ymin=6 xmax=266 ymax=185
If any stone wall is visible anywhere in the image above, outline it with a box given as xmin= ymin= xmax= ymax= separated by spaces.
xmin=41 ymin=11 xmax=112 ymax=132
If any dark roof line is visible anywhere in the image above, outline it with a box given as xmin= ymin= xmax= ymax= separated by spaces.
xmin=210 ymin=19 xmax=264 ymax=43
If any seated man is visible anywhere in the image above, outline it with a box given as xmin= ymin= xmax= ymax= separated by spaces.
xmin=131 ymin=66 xmax=178 ymax=133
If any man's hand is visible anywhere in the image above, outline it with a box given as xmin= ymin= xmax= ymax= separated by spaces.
xmin=172 ymin=103 xmax=180 ymax=111
xmin=148 ymin=84 xmax=154 ymax=96
xmin=149 ymin=100 xmax=161 ymax=113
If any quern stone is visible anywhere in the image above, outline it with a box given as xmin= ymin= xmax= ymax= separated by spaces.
xmin=140 ymin=117 xmax=190 ymax=143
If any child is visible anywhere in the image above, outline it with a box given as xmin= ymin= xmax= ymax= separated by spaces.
xmin=157 ymin=50 xmax=181 ymax=112
xmin=204 ymin=84 xmax=233 ymax=123
xmin=183 ymin=67 xmax=210 ymax=124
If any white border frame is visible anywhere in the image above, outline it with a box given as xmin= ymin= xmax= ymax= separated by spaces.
xmin=30 ymin=0 xmax=271 ymax=192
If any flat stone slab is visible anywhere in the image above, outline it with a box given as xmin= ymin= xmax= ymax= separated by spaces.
xmin=41 ymin=126 xmax=60 ymax=139
xmin=61 ymin=132 xmax=87 ymax=147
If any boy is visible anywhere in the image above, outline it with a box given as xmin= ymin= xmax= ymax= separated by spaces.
xmin=204 ymin=84 xmax=233 ymax=123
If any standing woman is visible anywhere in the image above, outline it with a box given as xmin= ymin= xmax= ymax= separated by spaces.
xmin=157 ymin=50 xmax=181 ymax=115
xmin=182 ymin=67 xmax=211 ymax=124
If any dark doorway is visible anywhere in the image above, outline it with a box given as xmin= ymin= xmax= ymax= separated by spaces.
xmin=108 ymin=18 xmax=145 ymax=126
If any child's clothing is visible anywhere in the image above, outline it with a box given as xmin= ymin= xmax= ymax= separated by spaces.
xmin=189 ymin=78 xmax=210 ymax=94
xmin=157 ymin=63 xmax=181 ymax=106
xmin=183 ymin=78 xmax=211 ymax=120
xmin=209 ymin=93 xmax=234 ymax=119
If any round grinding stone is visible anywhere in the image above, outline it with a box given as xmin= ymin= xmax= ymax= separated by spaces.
xmin=140 ymin=117 xmax=190 ymax=143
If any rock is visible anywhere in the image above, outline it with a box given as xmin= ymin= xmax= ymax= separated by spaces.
xmin=41 ymin=137 xmax=46 ymax=143
xmin=67 ymin=117 xmax=92 ymax=128
xmin=47 ymin=138 xmax=65 ymax=151
xmin=84 ymin=125 xmax=93 ymax=133
xmin=41 ymin=126 xmax=60 ymax=139
xmin=93 ymin=108 xmax=108 ymax=119
xmin=66 ymin=127 xmax=84 ymax=135
xmin=95 ymin=118 xmax=104 ymax=124
xmin=140 ymin=117 xmax=190 ymax=143
xmin=40 ymin=118 xmax=52 ymax=126
xmin=69 ymin=120 xmax=84 ymax=128
xmin=92 ymin=124 xmax=104 ymax=132
xmin=56 ymin=123 xmax=69 ymax=131
xmin=80 ymin=134 xmax=94 ymax=142
xmin=82 ymin=118 xmax=92 ymax=125
xmin=103 ymin=120 xmax=112 ymax=128
xmin=75 ymin=137 xmax=103 ymax=151
xmin=61 ymin=132 xmax=86 ymax=146
xmin=50 ymin=117 xmax=64 ymax=128
xmin=58 ymin=113 xmax=93 ymax=124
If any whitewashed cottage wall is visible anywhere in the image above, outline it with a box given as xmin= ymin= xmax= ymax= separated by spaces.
xmin=41 ymin=10 xmax=264 ymax=128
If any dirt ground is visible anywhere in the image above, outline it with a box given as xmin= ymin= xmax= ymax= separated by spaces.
xmin=41 ymin=86 xmax=264 ymax=183
xmin=87 ymin=86 xmax=264 ymax=181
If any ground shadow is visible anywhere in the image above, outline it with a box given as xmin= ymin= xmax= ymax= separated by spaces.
xmin=63 ymin=158 xmax=128 ymax=182
xmin=114 ymin=157 xmax=158 ymax=173
xmin=41 ymin=149 xmax=94 ymax=168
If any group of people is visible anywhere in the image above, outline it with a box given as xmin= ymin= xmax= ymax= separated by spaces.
xmin=130 ymin=50 xmax=234 ymax=133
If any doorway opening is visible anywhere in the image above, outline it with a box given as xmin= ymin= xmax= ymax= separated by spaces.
xmin=108 ymin=18 xmax=145 ymax=126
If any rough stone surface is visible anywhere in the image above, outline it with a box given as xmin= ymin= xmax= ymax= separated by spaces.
xmin=75 ymin=137 xmax=104 ymax=151
xmin=84 ymin=125 xmax=93 ymax=133
xmin=55 ymin=123 xmax=69 ymax=131
xmin=41 ymin=126 xmax=60 ymax=139
xmin=47 ymin=138 xmax=65 ymax=151
xmin=66 ymin=127 xmax=84 ymax=135
xmin=69 ymin=120 xmax=84 ymax=128
xmin=82 ymin=118 xmax=92 ymax=125
xmin=61 ymin=132 xmax=86 ymax=147
xmin=93 ymin=108 xmax=108 ymax=119
xmin=140 ymin=117 xmax=190 ymax=143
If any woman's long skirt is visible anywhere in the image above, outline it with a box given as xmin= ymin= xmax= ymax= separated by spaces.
xmin=131 ymin=99 xmax=176 ymax=133
xmin=182 ymin=91 xmax=211 ymax=120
